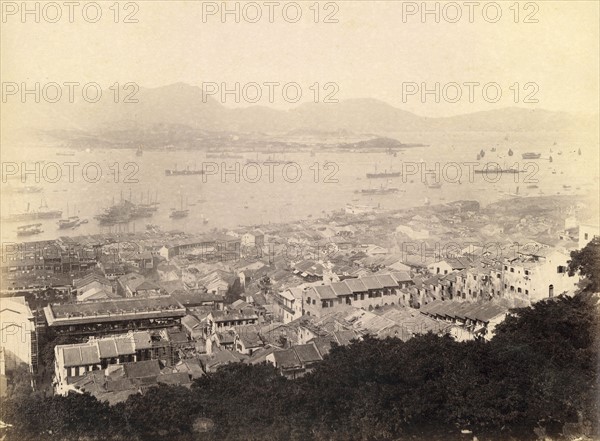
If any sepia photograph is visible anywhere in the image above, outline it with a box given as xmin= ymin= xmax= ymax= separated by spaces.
xmin=0 ymin=1 xmax=599 ymax=440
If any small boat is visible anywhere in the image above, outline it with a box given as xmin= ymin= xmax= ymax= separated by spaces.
xmin=508 ymin=149 xmax=514 ymax=156
xmin=58 ymin=216 xmax=80 ymax=229
xmin=522 ymin=152 xmax=541 ymax=160
xmin=360 ymin=185 xmax=399 ymax=195
xmin=136 ymin=145 xmax=143 ymax=156
xmin=170 ymin=209 xmax=189 ymax=219
xmin=17 ymin=223 xmax=43 ymax=236
xmin=165 ymin=164 xmax=204 ymax=176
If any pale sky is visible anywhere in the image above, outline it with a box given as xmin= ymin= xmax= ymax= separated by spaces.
xmin=1 ymin=1 xmax=599 ymax=116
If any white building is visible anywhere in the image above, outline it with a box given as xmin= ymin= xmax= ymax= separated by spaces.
xmin=579 ymin=220 xmax=599 ymax=249
xmin=503 ymin=249 xmax=579 ymax=303
xmin=274 ymin=287 xmax=304 ymax=324
xmin=0 ymin=297 xmax=35 ymax=371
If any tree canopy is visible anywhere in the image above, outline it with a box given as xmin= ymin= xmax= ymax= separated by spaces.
xmin=568 ymin=237 xmax=600 ymax=291
xmin=2 ymin=293 xmax=597 ymax=441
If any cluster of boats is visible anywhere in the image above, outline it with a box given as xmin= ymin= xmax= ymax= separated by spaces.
xmin=94 ymin=199 xmax=160 ymax=225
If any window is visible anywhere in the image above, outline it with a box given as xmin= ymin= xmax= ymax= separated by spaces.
xmin=497 ymin=273 xmax=501 ymax=279
xmin=312 ymin=299 xmax=316 ymax=305
xmin=307 ymin=296 xmax=311 ymax=304
xmin=504 ymin=265 xmax=508 ymax=270
xmin=510 ymin=267 xmax=514 ymax=273
xmin=517 ymin=288 xmax=522 ymax=293
xmin=473 ymin=275 xmax=477 ymax=281
xmin=525 ymin=290 xmax=529 ymax=295
xmin=584 ymin=233 xmax=589 ymax=240
xmin=557 ymin=266 xmax=565 ymax=274
xmin=444 ymin=270 xmax=448 ymax=275
xmin=524 ymin=270 xmax=529 ymax=276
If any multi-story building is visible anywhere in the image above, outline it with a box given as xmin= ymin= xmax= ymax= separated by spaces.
xmin=44 ymin=296 xmax=186 ymax=337
xmin=53 ymin=329 xmax=186 ymax=395
xmin=303 ymin=272 xmax=414 ymax=317
xmin=0 ymin=297 xmax=36 ymax=372
xmin=273 ymin=287 xmax=303 ymax=323
xmin=502 ymin=249 xmax=579 ymax=302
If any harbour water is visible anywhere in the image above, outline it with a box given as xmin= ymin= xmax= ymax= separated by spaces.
xmin=1 ymin=131 xmax=597 ymax=244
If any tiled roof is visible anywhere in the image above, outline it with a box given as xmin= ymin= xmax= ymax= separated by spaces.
xmin=292 ymin=343 xmax=322 ymax=364
xmin=375 ymin=274 xmax=397 ymax=288
xmin=344 ymin=278 xmax=367 ymax=293
xmin=330 ymin=282 xmax=352 ymax=296
xmin=360 ymin=276 xmax=384 ymax=290
xmin=46 ymin=296 xmax=185 ymax=325
xmin=61 ymin=344 xmax=100 ymax=367
xmin=273 ymin=348 xmax=301 ymax=369
xmin=390 ymin=271 xmax=412 ymax=283
xmin=312 ymin=285 xmax=337 ymax=300
xmin=123 ymin=360 xmax=161 ymax=378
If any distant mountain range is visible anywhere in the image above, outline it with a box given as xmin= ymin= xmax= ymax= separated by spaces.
xmin=4 ymin=83 xmax=598 ymax=141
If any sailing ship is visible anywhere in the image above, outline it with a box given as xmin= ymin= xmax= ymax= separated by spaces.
xmin=170 ymin=196 xmax=189 ymax=219
xmin=508 ymin=148 xmax=514 ymax=156
xmin=136 ymin=145 xmax=143 ymax=156
xmin=366 ymin=163 xmax=401 ymax=179
xmin=94 ymin=198 xmax=136 ymax=225
xmin=2 ymin=200 xmax=62 ymax=222
xmin=17 ymin=223 xmax=43 ymax=236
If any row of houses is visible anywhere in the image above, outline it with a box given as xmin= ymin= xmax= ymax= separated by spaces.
xmin=273 ymin=271 xmax=415 ymax=322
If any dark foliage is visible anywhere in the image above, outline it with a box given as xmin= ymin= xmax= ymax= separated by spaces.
xmin=225 ymin=278 xmax=245 ymax=304
xmin=569 ymin=237 xmax=600 ymax=291
xmin=2 ymin=293 xmax=597 ymax=441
